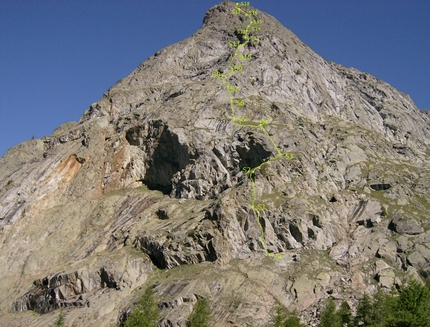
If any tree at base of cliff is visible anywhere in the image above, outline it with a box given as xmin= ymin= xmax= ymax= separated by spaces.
xmin=318 ymin=298 xmax=343 ymax=327
xmin=353 ymin=279 xmax=430 ymax=327
xmin=338 ymin=301 xmax=352 ymax=327
xmin=124 ymin=286 xmax=160 ymax=327
xmin=187 ymin=298 xmax=211 ymax=327
xmin=49 ymin=309 xmax=66 ymax=327
xmin=384 ymin=279 xmax=430 ymax=327
xmin=271 ymin=307 xmax=306 ymax=327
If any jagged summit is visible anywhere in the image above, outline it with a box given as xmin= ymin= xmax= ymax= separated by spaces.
xmin=202 ymin=1 xmax=294 ymax=40
xmin=80 ymin=0 xmax=304 ymax=122
xmin=0 ymin=1 xmax=429 ymax=326
xmin=81 ymin=0 xmax=429 ymax=151
xmin=203 ymin=0 xmax=236 ymax=25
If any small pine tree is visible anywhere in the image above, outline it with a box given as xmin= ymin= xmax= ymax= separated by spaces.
xmin=338 ymin=301 xmax=351 ymax=327
xmin=371 ymin=288 xmax=395 ymax=326
xmin=319 ymin=298 xmax=342 ymax=327
xmin=353 ymin=294 xmax=375 ymax=327
xmin=272 ymin=307 xmax=287 ymax=327
xmin=187 ymin=298 xmax=211 ymax=327
xmin=124 ymin=286 xmax=160 ymax=327
xmin=271 ymin=307 xmax=305 ymax=327
xmin=49 ymin=309 xmax=66 ymax=327
xmin=283 ymin=314 xmax=305 ymax=327
xmin=398 ymin=279 xmax=428 ymax=311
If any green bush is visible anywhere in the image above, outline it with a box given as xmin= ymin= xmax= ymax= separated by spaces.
xmin=390 ymin=279 xmax=430 ymax=327
xmin=124 ymin=286 xmax=160 ymax=327
xmin=352 ymin=279 xmax=430 ymax=327
xmin=354 ymin=294 xmax=375 ymax=326
xmin=187 ymin=298 xmax=211 ymax=327
xmin=271 ymin=307 xmax=305 ymax=327
xmin=319 ymin=298 xmax=342 ymax=327
xmin=283 ymin=315 xmax=305 ymax=327
xmin=49 ymin=309 xmax=65 ymax=327
xmin=338 ymin=301 xmax=351 ymax=327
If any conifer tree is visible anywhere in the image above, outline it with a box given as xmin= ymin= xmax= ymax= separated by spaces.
xmin=353 ymin=294 xmax=375 ymax=327
xmin=271 ymin=307 xmax=305 ymax=327
xmin=392 ymin=279 xmax=430 ymax=327
xmin=319 ymin=298 xmax=342 ymax=327
xmin=124 ymin=286 xmax=160 ymax=327
xmin=338 ymin=301 xmax=352 ymax=327
xmin=283 ymin=314 xmax=306 ymax=327
xmin=49 ymin=309 xmax=66 ymax=327
xmin=187 ymin=298 xmax=211 ymax=327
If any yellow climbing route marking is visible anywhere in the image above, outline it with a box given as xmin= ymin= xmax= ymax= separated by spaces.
xmin=212 ymin=2 xmax=294 ymax=260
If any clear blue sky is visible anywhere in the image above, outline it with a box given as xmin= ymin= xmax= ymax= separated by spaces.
xmin=1 ymin=0 xmax=429 ymax=157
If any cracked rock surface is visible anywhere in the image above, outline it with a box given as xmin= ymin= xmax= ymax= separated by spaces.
xmin=0 ymin=1 xmax=429 ymax=326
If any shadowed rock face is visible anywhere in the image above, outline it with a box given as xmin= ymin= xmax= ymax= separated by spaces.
xmin=1 ymin=1 xmax=429 ymax=326
xmin=125 ymin=120 xmax=198 ymax=194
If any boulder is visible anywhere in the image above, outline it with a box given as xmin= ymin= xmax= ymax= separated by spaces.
xmin=389 ymin=211 xmax=423 ymax=235
xmin=407 ymin=251 xmax=427 ymax=269
xmin=376 ymin=269 xmax=396 ymax=289
xmin=376 ymin=241 xmax=398 ymax=265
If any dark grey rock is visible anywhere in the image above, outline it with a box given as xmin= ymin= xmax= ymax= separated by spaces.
xmin=389 ymin=211 xmax=424 ymax=235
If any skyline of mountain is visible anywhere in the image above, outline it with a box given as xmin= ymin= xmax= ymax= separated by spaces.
xmin=1 ymin=0 xmax=429 ymax=157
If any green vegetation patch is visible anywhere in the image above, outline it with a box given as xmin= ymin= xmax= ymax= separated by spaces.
xmin=270 ymin=307 xmax=306 ymax=327
xmin=317 ymin=279 xmax=430 ymax=327
xmin=187 ymin=298 xmax=211 ymax=327
xmin=124 ymin=286 xmax=160 ymax=327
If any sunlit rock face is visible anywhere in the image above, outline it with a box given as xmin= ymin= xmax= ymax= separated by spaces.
xmin=1 ymin=1 xmax=429 ymax=326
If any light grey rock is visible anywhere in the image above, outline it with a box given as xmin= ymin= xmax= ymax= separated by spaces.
xmin=377 ymin=241 xmax=398 ymax=266
xmin=352 ymin=199 xmax=382 ymax=227
xmin=316 ymin=272 xmax=331 ymax=287
xmin=415 ymin=244 xmax=430 ymax=265
xmin=375 ymin=260 xmax=392 ymax=274
xmin=293 ymin=275 xmax=318 ymax=308
xmin=407 ymin=251 xmax=427 ymax=269
xmin=330 ymin=240 xmax=350 ymax=260
xmin=397 ymin=235 xmax=413 ymax=253
xmin=416 ymin=231 xmax=430 ymax=244
xmin=0 ymin=1 xmax=429 ymax=326
xmin=376 ymin=269 xmax=396 ymax=289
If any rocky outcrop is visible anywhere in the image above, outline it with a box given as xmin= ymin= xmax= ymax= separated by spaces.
xmin=0 ymin=1 xmax=429 ymax=326
xmin=389 ymin=210 xmax=424 ymax=235
xmin=12 ymin=271 xmax=93 ymax=313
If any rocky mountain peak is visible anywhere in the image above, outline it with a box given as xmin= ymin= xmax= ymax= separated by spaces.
xmin=202 ymin=1 xmax=295 ymax=41
xmin=0 ymin=1 xmax=429 ymax=326
xmin=202 ymin=0 xmax=235 ymax=26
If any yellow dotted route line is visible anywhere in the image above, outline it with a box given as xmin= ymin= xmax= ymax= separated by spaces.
xmin=212 ymin=2 xmax=294 ymax=260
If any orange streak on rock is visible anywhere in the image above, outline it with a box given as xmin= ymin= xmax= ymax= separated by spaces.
xmin=55 ymin=155 xmax=83 ymax=184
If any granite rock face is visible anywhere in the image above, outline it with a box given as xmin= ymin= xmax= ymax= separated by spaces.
xmin=1 ymin=1 xmax=429 ymax=326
